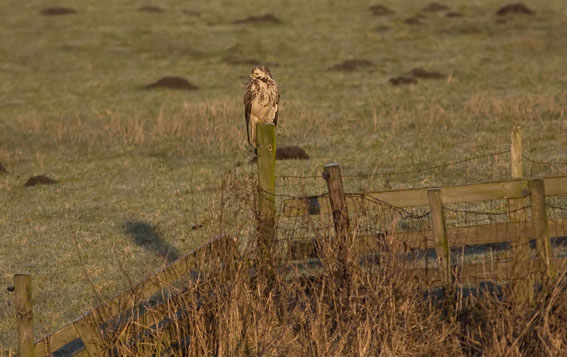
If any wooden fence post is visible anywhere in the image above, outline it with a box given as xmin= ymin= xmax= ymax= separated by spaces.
xmin=323 ymin=163 xmax=351 ymax=288
xmin=323 ymin=164 xmax=349 ymax=242
xmin=256 ymin=123 xmax=277 ymax=266
xmin=528 ymin=179 xmax=554 ymax=278
xmin=509 ymin=126 xmax=527 ymax=222
xmin=14 ymin=274 xmax=34 ymax=357
xmin=427 ymin=189 xmax=452 ymax=284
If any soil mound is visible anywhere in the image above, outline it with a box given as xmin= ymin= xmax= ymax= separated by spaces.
xmin=224 ymin=57 xmax=262 ymax=66
xmin=405 ymin=16 xmax=424 ymax=25
xmin=232 ymin=14 xmax=281 ymax=24
xmin=40 ymin=7 xmax=76 ymax=16
xmin=249 ymin=146 xmax=310 ymax=163
xmin=368 ymin=5 xmax=395 ymax=16
xmin=496 ymin=3 xmax=534 ymax=16
xmin=451 ymin=23 xmax=481 ymax=33
xmin=25 ymin=175 xmax=57 ymax=187
xmin=446 ymin=12 xmax=463 ymax=18
xmin=144 ymin=77 xmax=197 ymax=90
xmin=389 ymin=77 xmax=417 ymax=86
xmin=182 ymin=10 xmax=200 ymax=16
xmin=374 ymin=25 xmax=392 ymax=32
xmin=0 ymin=163 xmax=6 ymax=174
xmin=276 ymin=146 xmax=310 ymax=160
xmin=138 ymin=6 xmax=164 ymax=13
xmin=331 ymin=59 xmax=375 ymax=71
xmin=422 ymin=3 xmax=450 ymax=12
xmin=410 ymin=68 xmax=445 ymax=79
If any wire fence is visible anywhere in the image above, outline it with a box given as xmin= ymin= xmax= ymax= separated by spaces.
xmin=271 ymin=149 xmax=567 ymax=280
xmin=276 ymin=149 xmax=513 ymax=192
xmin=524 ymin=154 xmax=567 ymax=177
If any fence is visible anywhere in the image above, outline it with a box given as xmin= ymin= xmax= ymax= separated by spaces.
xmin=280 ymin=171 xmax=567 ymax=283
xmin=9 ymin=237 xmax=239 ymax=356
xmin=275 ymin=127 xmax=567 ymax=293
xmin=8 ymin=125 xmax=567 ymax=356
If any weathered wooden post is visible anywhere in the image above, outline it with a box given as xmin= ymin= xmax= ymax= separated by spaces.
xmin=323 ymin=164 xmax=349 ymax=242
xmin=515 ymin=179 xmax=553 ymax=300
xmin=528 ymin=179 xmax=554 ymax=278
xmin=509 ymin=126 xmax=527 ymax=222
xmin=256 ymin=123 xmax=277 ymax=268
xmin=323 ymin=163 xmax=351 ymax=288
xmin=427 ymin=189 xmax=452 ymax=284
xmin=14 ymin=274 xmax=34 ymax=357
xmin=509 ymin=127 xmax=534 ymax=299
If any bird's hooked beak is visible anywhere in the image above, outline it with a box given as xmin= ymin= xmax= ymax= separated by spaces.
xmin=250 ymin=73 xmax=255 ymax=79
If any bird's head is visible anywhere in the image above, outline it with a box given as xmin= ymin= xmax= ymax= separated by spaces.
xmin=249 ymin=65 xmax=273 ymax=80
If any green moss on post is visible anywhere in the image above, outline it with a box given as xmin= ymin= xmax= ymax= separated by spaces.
xmin=256 ymin=123 xmax=276 ymax=266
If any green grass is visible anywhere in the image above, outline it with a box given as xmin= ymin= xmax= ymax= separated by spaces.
xmin=1 ymin=0 xmax=567 ymax=349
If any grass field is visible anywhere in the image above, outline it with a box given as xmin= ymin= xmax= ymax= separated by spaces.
xmin=1 ymin=0 xmax=567 ymax=350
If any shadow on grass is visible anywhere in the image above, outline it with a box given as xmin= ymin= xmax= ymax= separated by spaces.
xmin=123 ymin=221 xmax=179 ymax=263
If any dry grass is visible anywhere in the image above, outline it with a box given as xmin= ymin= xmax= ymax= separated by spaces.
xmin=57 ymin=225 xmax=567 ymax=356
xmin=24 ymin=169 xmax=567 ymax=356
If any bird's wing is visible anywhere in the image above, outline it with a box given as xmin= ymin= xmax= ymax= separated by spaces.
xmin=244 ymin=81 xmax=254 ymax=145
xmin=273 ymin=105 xmax=279 ymax=128
xmin=273 ymin=86 xmax=280 ymax=127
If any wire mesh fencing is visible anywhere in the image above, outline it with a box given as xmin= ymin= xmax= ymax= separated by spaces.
xmin=271 ymin=149 xmax=567 ymax=286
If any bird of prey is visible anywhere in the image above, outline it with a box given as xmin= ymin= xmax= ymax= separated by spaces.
xmin=243 ymin=65 xmax=280 ymax=147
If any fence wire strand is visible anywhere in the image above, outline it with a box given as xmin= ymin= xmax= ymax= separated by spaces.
xmin=340 ymin=149 xmax=510 ymax=179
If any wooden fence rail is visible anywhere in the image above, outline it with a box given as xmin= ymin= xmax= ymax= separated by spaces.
xmin=283 ymin=175 xmax=567 ymax=216
xmin=29 ymin=236 xmax=237 ymax=356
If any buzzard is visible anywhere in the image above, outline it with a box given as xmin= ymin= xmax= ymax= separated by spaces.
xmin=243 ymin=66 xmax=280 ymax=147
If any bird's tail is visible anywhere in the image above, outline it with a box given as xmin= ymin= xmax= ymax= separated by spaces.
xmin=246 ymin=121 xmax=251 ymax=146
xmin=248 ymin=120 xmax=256 ymax=147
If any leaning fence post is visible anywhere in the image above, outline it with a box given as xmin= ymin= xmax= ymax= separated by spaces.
xmin=256 ymin=123 xmax=277 ymax=267
xmin=14 ymin=274 xmax=34 ymax=357
xmin=509 ymin=126 xmax=527 ymax=222
xmin=323 ymin=163 xmax=351 ymax=287
xmin=528 ymin=179 xmax=554 ymax=278
xmin=427 ymin=189 xmax=452 ymax=284
xmin=323 ymin=164 xmax=349 ymax=242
